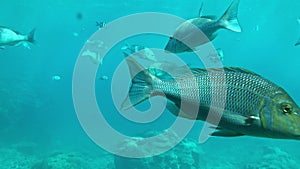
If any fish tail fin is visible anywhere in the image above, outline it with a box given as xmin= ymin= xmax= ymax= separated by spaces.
xmin=27 ymin=29 xmax=36 ymax=44
xmin=121 ymin=57 xmax=156 ymax=110
xmin=218 ymin=0 xmax=241 ymax=32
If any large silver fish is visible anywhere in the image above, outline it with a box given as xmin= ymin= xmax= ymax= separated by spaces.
xmin=165 ymin=0 xmax=241 ymax=53
xmin=122 ymin=57 xmax=300 ymax=140
xmin=0 ymin=26 xmax=35 ymax=49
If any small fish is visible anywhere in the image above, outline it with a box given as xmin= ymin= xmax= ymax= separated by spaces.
xmin=0 ymin=26 xmax=35 ymax=48
xmin=122 ymin=57 xmax=300 ymax=140
xmin=76 ymin=12 xmax=83 ymax=20
xmin=165 ymin=0 xmax=241 ymax=53
xmin=122 ymin=43 xmax=157 ymax=62
xmin=98 ymin=75 xmax=109 ymax=80
xmin=255 ymin=25 xmax=260 ymax=32
xmin=73 ymin=32 xmax=79 ymax=37
xmin=96 ymin=21 xmax=106 ymax=29
xmin=51 ymin=75 xmax=61 ymax=81
xmin=208 ymin=48 xmax=224 ymax=62
xmin=295 ymin=18 xmax=300 ymax=46
xmin=81 ymin=49 xmax=103 ymax=65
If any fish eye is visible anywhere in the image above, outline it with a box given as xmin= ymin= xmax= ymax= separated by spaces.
xmin=281 ymin=103 xmax=293 ymax=114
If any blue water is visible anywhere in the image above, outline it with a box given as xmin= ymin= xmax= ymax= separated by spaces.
xmin=1 ymin=0 xmax=300 ymax=168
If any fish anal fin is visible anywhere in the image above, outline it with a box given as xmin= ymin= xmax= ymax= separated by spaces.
xmin=210 ymin=130 xmax=244 ymax=137
xmin=166 ymin=102 xmax=198 ymax=120
xmin=209 ymin=126 xmax=222 ymax=130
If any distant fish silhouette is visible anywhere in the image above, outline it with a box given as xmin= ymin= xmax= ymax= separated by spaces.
xmin=52 ymin=75 xmax=61 ymax=81
xmin=96 ymin=21 xmax=106 ymax=29
xmin=208 ymin=48 xmax=224 ymax=62
xmin=165 ymin=0 xmax=242 ymax=53
xmin=295 ymin=18 xmax=300 ymax=46
xmin=76 ymin=12 xmax=83 ymax=20
xmin=0 ymin=26 xmax=35 ymax=49
xmin=98 ymin=75 xmax=109 ymax=80
xmin=121 ymin=43 xmax=158 ymax=62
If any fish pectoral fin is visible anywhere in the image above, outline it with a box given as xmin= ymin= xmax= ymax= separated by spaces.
xmin=209 ymin=126 xmax=222 ymax=130
xmin=245 ymin=115 xmax=260 ymax=125
xmin=210 ymin=129 xmax=244 ymax=137
xmin=166 ymin=102 xmax=198 ymax=120
xmin=223 ymin=112 xmax=259 ymax=126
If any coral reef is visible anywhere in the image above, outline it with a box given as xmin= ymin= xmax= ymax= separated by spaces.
xmin=114 ymin=130 xmax=204 ymax=169
xmin=0 ymin=141 xmax=115 ymax=169
xmin=32 ymin=151 xmax=114 ymax=169
xmin=11 ymin=141 xmax=39 ymax=156
xmin=244 ymin=146 xmax=298 ymax=169
xmin=0 ymin=147 xmax=38 ymax=169
xmin=205 ymin=162 xmax=236 ymax=169
xmin=0 ymin=80 xmax=41 ymax=133
xmin=33 ymin=152 xmax=86 ymax=169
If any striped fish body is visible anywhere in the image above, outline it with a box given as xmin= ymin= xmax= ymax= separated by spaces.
xmin=122 ymin=58 xmax=300 ymax=140
xmin=152 ymin=68 xmax=280 ymax=135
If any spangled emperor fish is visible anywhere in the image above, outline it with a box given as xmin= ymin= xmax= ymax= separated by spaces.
xmin=122 ymin=58 xmax=300 ymax=140
xmin=165 ymin=0 xmax=242 ymax=53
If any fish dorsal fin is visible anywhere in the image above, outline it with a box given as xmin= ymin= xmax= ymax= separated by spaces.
xmin=151 ymin=67 xmax=261 ymax=81
xmin=197 ymin=2 xmax=217 ymax=20
xmin=223 ymin=67 xmax=261 ymax=76
xmin=198 ymin=2 xmax=204 ymax=17
xmin=190 ymin=67 xmax=260 ymax=76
